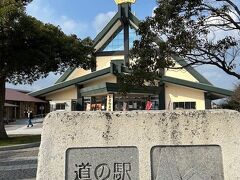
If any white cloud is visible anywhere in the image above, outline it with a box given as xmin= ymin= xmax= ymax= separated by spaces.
xmin=6 ymin=73 xmax=60 ymax=92
xmin=15 ymin=4 xmax=117 ymax=91
xmin=27 ymin=0 xmax=55 ymax=23
xmin=152 ymin=6 xmax=157 ymax=17
xmin=57 ymin=16 xmax=88 ymax=35
xmin=205 ymin=9 xmax=240 ymax=42
xmin=7 ymin=1 xmax=89 ymax=91
xmin=196 ymin=65 xmax=238 ymax=90
xmin=92 ymin=11 xmax=116 ymax=34
xmin=60 ymin=16 xmax=77 ymax=33
xmin=26 ymin=0 xmax=88 ymax=37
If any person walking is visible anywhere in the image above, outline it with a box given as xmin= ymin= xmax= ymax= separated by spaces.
xmin=27 ymin=110 xmax=33 ymax=127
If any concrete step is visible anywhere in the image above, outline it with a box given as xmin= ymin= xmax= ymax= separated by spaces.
xmin=0 ymin=159 xmax=37 ymax=167
xmin=0 ymin=149 xmax=39 ymax=160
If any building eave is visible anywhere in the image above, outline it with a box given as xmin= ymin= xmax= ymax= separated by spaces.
xmin=30 ymin=67 xmax=112 ymax=97
xmin=129 ymin=11 xmax=140 ymax=27
xmin=162 ymin=76 xmax=233 ymax=97
xmin=171 ymin=55 xmax=212 ymax=85
xmin=55 ymin=67 xmax=75 ymax=84
xmin=93 ymin=12 xmax=121 ymax=48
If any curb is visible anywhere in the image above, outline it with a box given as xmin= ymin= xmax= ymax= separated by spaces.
xmin=0 ymin=142 xmax=40 ymax=152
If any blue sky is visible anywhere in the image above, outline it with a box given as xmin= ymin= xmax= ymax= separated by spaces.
xmin=6 ymin=0 xmax=239 ymax=91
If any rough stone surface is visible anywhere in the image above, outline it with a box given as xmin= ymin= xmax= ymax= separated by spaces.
xmin=151 ymin=146 xmax=224 ymax=180
xmin=37 ymin=110 xmax=240 ymax=180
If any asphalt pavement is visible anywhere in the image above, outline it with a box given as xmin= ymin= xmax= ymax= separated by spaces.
xmin=0 ymin=146 xmax=39 ymax=180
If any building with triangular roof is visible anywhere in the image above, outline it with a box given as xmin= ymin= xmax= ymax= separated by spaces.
xmin=30 ymin=1 xmax=233 ymax=112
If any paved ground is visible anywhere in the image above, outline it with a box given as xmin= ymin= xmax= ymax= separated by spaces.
xmin=5 ymin=118 xmax=43 ymax=135
xmin=0 ymin=147 xmax=39 ymax=180
xmin=0 ymin=119 xmax=43 ymax=179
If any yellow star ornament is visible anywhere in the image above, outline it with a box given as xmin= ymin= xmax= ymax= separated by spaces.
xmin=115 ymin=0 xmax=136 ymax=5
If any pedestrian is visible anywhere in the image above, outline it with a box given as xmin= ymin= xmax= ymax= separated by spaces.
xmin=145 ymin=98 xmax=153 ymax=110
xmin=27 ymin=110 xmax=33 ymax=127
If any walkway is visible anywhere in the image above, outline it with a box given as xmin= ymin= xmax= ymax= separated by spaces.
xmin=5 ymin=118 xmax=43 ymax=135
xmin=0 ymin=146 xmax=39 ymax=180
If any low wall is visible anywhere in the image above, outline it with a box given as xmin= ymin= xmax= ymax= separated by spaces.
xmin=37 ymin=110 xmax=240 ymax=180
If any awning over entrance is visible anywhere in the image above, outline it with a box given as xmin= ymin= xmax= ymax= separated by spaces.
xmin=80 ymin=83 xmax=160 ymax=96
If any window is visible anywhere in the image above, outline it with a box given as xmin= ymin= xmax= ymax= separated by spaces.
xmin=103 ymin=29 xmax=124 ymax=51
xmin=50 ymin=104 xmax=55 ymax=112
xmin=56 ymin=103 xmax=65 ymax=110
xmin=173 ymin=102 xmax=196 ymax=110
xmin=102 ymin=27 xmax=140 ymax=52
xmin=129 ymin=27 xmax=140 ymax=49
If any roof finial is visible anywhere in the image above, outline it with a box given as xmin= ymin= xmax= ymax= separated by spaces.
xmin=114 ymin=0 xmax=136 ymax=5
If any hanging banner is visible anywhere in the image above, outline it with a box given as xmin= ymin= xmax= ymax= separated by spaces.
xmin=115 ymin=0 xmax=136 ymax=5
xmin=107 ymin=94 xmax=114 ymax=111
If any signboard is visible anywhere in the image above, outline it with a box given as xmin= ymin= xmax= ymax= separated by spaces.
xmin=151 ymin=146 xmax=224 ymax=180
xmin=115 ymin=0 xmax=136 ymax=5
xmin=66 ymin=147 xmax=139 ymax=180
xmin=107 ymin=94 xmax=114 ymax=111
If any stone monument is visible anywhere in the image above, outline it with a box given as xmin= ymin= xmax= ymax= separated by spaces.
xmin=37 ymin=110 xmax=240 ymax=179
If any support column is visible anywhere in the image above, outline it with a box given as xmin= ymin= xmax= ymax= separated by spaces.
xmin=0 ymin=75 xmax=8 ymax=139
xmin=119 ymin=3 xmax=131 ymax=67
xmin=205 ymin=92 xmax=212 ymax=109
xmin=76 ymin=85 xmax=84 ymax=111
xmin=159 ymin=82 xmax=166 ymax=110
xmin=124 ymin=22 xmax=129 ymax=66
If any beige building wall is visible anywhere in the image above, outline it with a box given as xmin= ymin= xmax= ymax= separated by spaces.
xmin=84 ymin=75 xmax=117 ymax=88
xmin=165 ymin=62 xmax=199 ymax=82
xmin=96 ymin=56 xmax=124 ymax=71
xmin=45 ymin=87 xmax=77 ymax=101
xmin=65 ymin=56 xmax=123 ymax=81
xmin=165 ymin=83 xmax=205 ymax=110
xmin=66 ymin=69 xmax=91 ymax=81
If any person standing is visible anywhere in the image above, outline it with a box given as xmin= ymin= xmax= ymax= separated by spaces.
xmin=27 ymin=110 xmax=33 ymax=127
xmin=145 ymin=98 xmax=153 ymax=110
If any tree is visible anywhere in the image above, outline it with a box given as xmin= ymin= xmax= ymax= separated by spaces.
xmin=129 ymin=0 xmax=240 ymax=83
xmin=0 ymin=0 xmax=95 ymax=139
xmin=222 ymin=84 xmax=240 ymax=111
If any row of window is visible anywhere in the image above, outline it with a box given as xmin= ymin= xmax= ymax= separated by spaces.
xmin=52 ymin=101 xmax=196 ymax=111
xmin=50 ymin=103 xmax=66 ymax=111
xmin=173 ymin=102 xmax=196 ymax=110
